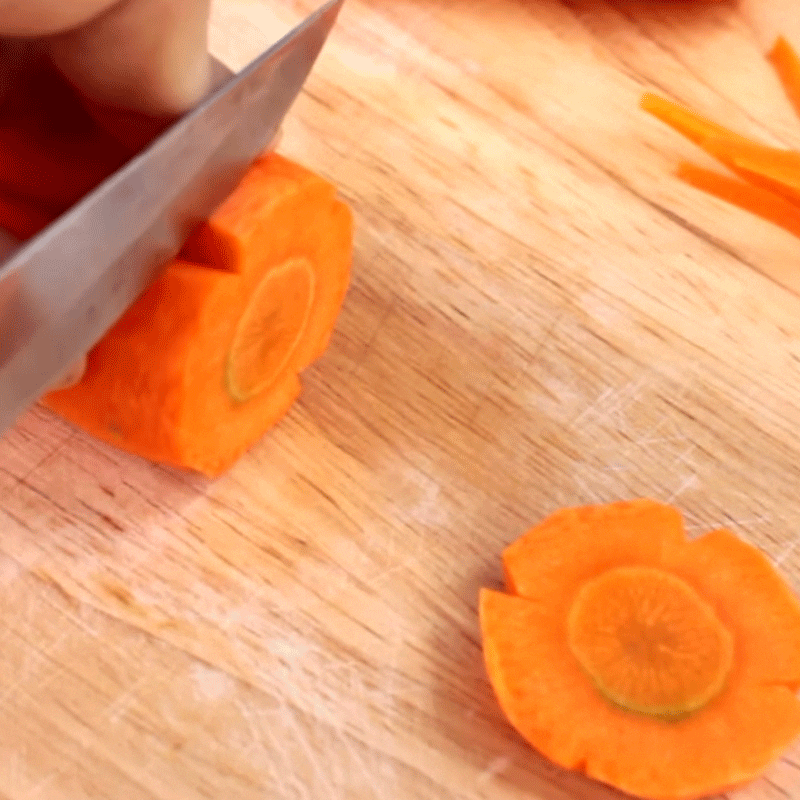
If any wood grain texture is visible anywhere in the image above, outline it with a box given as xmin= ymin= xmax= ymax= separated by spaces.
xmin=3 ymin=0 xmax=800 ymax=797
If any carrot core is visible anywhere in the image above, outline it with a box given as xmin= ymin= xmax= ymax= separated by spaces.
xmin=226 ymin=256 xmax=316 ymax=402
xmin=568 ymin=566 xmax=734 ymax=719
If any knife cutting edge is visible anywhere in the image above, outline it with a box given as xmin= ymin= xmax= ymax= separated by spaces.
xmin=0 ymin=0 xmax=345 ymax=436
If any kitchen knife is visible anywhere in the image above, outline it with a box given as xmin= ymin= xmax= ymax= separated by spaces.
xmin=0 ymin=0 xmax=344 ymax=436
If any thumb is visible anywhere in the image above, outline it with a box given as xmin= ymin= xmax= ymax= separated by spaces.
xmin=47 ymin=0 xmax=212 ymax=117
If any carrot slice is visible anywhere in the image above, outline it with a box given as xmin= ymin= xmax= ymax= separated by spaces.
xmin=481 ymin=587 xmax=800 ymax=800
xmin=676 ymin=162 xmax=800 ymax=238
xmin=39 ymin=153 xmax=353 ymax=476
xmin=481 ymin=500 xmax=800 ymax=800
xmin=768 ymin=37 xmax=800 ymax=120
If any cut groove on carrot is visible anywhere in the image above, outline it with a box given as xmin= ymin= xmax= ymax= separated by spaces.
xmin=177 ymin=222 xmax=240 ymax=273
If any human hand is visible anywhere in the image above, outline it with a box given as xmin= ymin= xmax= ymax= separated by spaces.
xmin=0 ymin=0 xmax=213 ymax=390
xmin=0 ymin=0 xmax=212 ymax=117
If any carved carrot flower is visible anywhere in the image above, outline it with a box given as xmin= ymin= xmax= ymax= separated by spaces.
xmin=480 ymin=499 xmax=800 ymax=800
xmin=641 ymin=37 xmax=800 ymax=239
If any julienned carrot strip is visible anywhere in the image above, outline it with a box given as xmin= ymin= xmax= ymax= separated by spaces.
xmin=640 ymin=92 xmax=752 ymax=148
xmin=699 ymin=134 xmax=800 ymax=203
xmin=768 ymin=37 xmax=800 ymax=120
xmin=638 ymin=92 xmax=800 ymax=200
xmin=676 ymin=162 xmax=800 ymax=239
xmin=642 ymin=69 xmax=800 ymax=233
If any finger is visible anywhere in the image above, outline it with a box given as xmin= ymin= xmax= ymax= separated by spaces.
xmin=47 ymin=0 xmax=212 ymax=117
xmin=0 ymin=0 xmax=118 ymax=37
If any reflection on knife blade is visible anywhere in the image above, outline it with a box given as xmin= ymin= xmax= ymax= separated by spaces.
xmin=0 ymin=0 xmax=344 ymax=436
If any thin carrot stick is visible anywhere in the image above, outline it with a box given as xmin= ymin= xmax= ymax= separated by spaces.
xmin=676 ymin=161 xmax=800 ymax=239
xmin=768 ymin=37 xmax=800 ymax=121
xmin=642 ymin=92 xmax=800 ymax=205
xmin=640 ymin=92 xmax=752 ymax=147
xmin=699 ymin=134 xmax=800 ymax=204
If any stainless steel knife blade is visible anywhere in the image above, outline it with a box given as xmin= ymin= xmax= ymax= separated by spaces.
xmin=0 ymin=0 xmax=344 ymax=436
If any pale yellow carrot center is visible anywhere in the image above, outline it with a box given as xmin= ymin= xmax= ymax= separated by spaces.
xmin=226 ymin=256 xmax=316 ymax=402
xmin=567 ymin=566 xmax=734 ymax=719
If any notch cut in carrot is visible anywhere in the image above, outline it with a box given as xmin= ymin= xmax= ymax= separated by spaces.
xmin=480 ymin=499 xmax=800 ymax=800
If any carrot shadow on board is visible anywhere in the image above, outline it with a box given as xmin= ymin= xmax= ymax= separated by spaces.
xmin=424 ymin=563 xmax=629 ymax=800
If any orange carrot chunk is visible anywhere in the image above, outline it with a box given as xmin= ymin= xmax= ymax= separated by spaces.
xmin=38 ymin=153 xmax=352 ymax=476
xmin=0 ymin=59 xmax=352 ymax=475
xmin=480 ymin=499 xmax=800 ymax=800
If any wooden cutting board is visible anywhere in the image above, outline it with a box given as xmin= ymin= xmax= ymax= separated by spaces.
xmin=2 ymin=0 xmax=800 ymax=797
